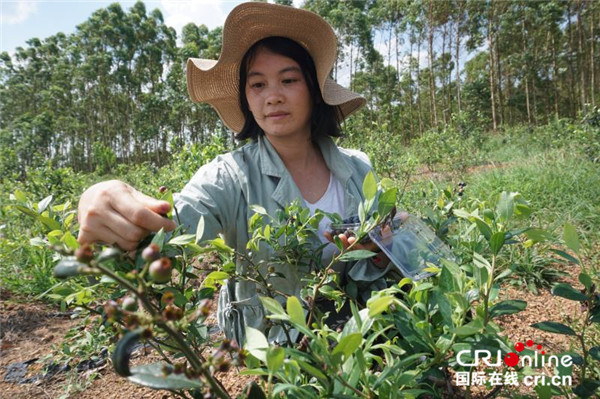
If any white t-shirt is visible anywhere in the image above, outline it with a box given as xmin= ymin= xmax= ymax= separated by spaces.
xmin=303 ymin=172 xmax=345 ymax=265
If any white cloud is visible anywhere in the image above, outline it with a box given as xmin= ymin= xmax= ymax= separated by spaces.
xmin=1 ymin=0 xmax=38 ymax=24
xmin=161 ymin=0 xmax=230 ymax=38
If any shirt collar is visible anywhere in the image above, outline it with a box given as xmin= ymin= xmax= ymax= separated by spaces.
xmin=258 ymin=135 xmax=352 ymax=185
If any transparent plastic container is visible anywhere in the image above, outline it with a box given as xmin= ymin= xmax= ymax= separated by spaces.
xmin=329 ymin=213 xmax=454 ymax=281
xmin=368 ymin=213 xmax=454 ymax=281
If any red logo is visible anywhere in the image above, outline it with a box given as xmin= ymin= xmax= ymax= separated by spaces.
xmin=504 ymin=340 xmax=545 ymax=367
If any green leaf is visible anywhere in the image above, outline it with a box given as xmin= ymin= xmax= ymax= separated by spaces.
xmin=196 ymin=215 xmax=205 ymax=241
xmin=496 ymin=191 xmax=517 ymax=222
xmin=589 ymin=347 xmax=600 ymax=362
xmin=286 ymin=296 xmax=307 ymax=329
xmin=473 ymin=217 xmax=492 ymax=240
xmin=209 ymin=238 xmax=233 ymax=253
xmin=250 ymin=205 xmax=268 ymax=216
xmin=13 ymin=189 xmax=27 ymax=202
xmin=549 ymin=248 xmax=580 ymax=265
xmin=151 ymin=228 xmax=166 ymax=251
xmin=297 ymin=360 xmax=327 ymax=383
xmin=332 ymin=333 xmax=362 ymax=361
xmin=37 ymin=195 xmax=53 ymax=214
xmin=552 ymin=283 xmax=587 ymax=301
xmin=534 ymin=384 xmax=552 ymax=399
xmin=531 ymin=321 xmax=577 ymax=336
xmin=112 ymin=329 xmax=143 ymax=377
xmin=525 ymin=228 xmax=554 ymax=243
xmin=472 ymin=252 xmax=491 ymax=271
xmin=489 ymin=300 xmax=527 ymax=318
xmin=128 ymin=363 xmax=203 ymax=390
xmin=245 ymin=327 xmax=268 ymax=362
xmin=202 ymin=271 xmax=229 ymax=289
xmin=97 ymin=247 xmax=121 ymax=262
xmin=243 ymin=381 xmax=267 ymax=399
xmin=489 ymin=231 xmax=505 ymax=255
xmin=53 ymin=258 xmax=87 ymax=279
xmin=14 ymin=205 xmax=38 ymax=217
xmin=62 ymin=231 xmax=79 ymax=250
xmin=338 ymin=250 xmax=376 ymax=262
xmin=38 ymin=215 xmax=61 ymax=231
xmin=368 ymin=295 xmax=395 ymax=317
xmin=572 ymin=379 xmax=600 ymax=398
xmin=362 ymin=171 xmax=377 ymax=202
xmin=563 ymin=223 xmax=580 ymax=255
xmin=579 ymin=273 xmax=593 ymax=291
xmin=260 ymin=297 xmax=285 ymax=316
xmin=431 ymin=289 xmax=453 ymax=327
xmin=266 ymin=347 xmax=284 ymax=374
xmin=168 ymin=234 xmax=196 ymax=246
xmin=377 ymin=188 xmax=397 ymax=216
xmin=450 ymin=319 xmax=484 ymax=336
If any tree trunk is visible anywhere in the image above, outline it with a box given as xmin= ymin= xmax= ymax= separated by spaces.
xmin=567 ymin=3 xmax=577 ymax=118
xmin=552 ymin=34 xmax=560 ymax=118
xmin=428 ymin=0 xmax=438 ymax=127
xmin=495 ymin=32 xmax=504 ymax=126
xmin=521 ymin=22 xmax=531 ymax=124
xmin=417 ymin=30 xmax=424 ymax=135
xmin=488 ymin=3 xmax=497 ymax=132
xmin=577 ymin=0 xmax=587 ymax=113
xmin=591 ymin=6 xmax=596 ymax=107
xmin=455 ymin=6 xmax=462 ymax=115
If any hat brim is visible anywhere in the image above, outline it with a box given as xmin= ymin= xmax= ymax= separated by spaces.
xmin=186 ymin=3 xmax=366 ymax=133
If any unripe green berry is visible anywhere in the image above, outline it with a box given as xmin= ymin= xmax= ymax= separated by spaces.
xmin=121 ymin=296 xmax=138 ymax=311
xmin=149 ymin=257 xmax=172 ymax=283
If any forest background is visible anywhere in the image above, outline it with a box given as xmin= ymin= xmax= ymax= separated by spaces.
xmin=1 ymin=0 xmax=598 ymax=175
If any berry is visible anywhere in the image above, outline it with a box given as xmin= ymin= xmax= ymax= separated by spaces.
xmin=149 ymin=257 xmax=172 ymax=283
xmin=121 ymin=296 xmax=138 ymax=311
xmin=159 ymin=186 xmax=167 ymax=193
xmin=163 ymin=304 xmax=184 ymax=321
xmin=142 ymin=243 xmax=160 ymax=262
xmin=75 ymin=244 xmax=94 ymax=263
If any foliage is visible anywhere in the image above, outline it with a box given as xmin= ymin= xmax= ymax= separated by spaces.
xmin=531 ymin=223 xmax=600 ymax=398
xmin=2 ymin=0 xmax=600 ymax=173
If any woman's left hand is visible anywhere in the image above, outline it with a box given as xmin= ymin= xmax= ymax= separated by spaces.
xmin=323 ymin=231 xmax=390 ymax=268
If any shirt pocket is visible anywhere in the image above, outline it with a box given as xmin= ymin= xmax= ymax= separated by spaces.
xmin=217 ymin=280 xmax=266 ymax=347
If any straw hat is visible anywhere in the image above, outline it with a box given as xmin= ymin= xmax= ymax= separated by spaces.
xmin=186 ymin=2 xmax=366 ymax=133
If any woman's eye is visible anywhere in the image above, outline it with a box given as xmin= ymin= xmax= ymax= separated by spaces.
xmin=250 ymin=82 xmax=264 ymax=89
xmin=283 ymin=78 xmax=298 ymax=84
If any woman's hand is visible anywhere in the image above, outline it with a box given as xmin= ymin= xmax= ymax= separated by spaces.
xmin=323 ymin=230 xmax=390 ymax=268
xmin=77 ymin=180 xmax=176 ymax=251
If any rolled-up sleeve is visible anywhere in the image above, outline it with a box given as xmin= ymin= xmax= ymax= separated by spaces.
xmin=173 ymin=157 xmax=240 ymax=242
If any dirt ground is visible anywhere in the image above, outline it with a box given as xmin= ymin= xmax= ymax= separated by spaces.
xmin=0 ymin=259 xmax=586 ymax=398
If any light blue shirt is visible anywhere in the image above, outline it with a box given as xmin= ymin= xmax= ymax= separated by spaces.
xmin=174 ymin=135 xmax=393 ymax=344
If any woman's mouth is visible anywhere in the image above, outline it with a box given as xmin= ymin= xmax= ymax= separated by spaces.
xmin=266 ymin=112 xmax=289 ymax=120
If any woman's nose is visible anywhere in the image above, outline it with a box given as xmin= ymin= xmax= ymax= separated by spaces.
xmin=265 ymin=86 xmax=284 ymax=105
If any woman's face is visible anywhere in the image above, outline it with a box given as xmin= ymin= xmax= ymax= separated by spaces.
xmin=244 ymin=48 xmax=313 ymax=142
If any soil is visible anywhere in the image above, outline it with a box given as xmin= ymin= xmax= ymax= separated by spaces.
xmin=0 ymin=258 xmax=588 ymax=398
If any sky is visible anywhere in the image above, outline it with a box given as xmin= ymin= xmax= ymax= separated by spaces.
xmin=0 ymin=0 xmax=478 ymax=84
xmin=0 ymin=0 xmax=247 ymax=54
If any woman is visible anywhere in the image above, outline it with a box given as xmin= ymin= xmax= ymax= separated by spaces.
xmin=77 ymin=2 xmax=392 ymax=345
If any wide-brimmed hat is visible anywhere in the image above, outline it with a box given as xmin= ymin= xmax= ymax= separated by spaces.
xmin=186 ymin=2 xmax=366 ymax=133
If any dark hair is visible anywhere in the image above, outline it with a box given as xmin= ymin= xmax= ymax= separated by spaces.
xmin=236 ymin=36 xmax=343 ymax=141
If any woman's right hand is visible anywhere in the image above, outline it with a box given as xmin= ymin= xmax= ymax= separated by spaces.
xmin=77 ymin=180 xmax=176 ymax=251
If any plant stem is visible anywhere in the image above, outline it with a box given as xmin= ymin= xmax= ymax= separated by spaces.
xmin=335 ymin=374 xmax=369 ymax=398
xmin=95 ymin=262 xmax=230 ymax=398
